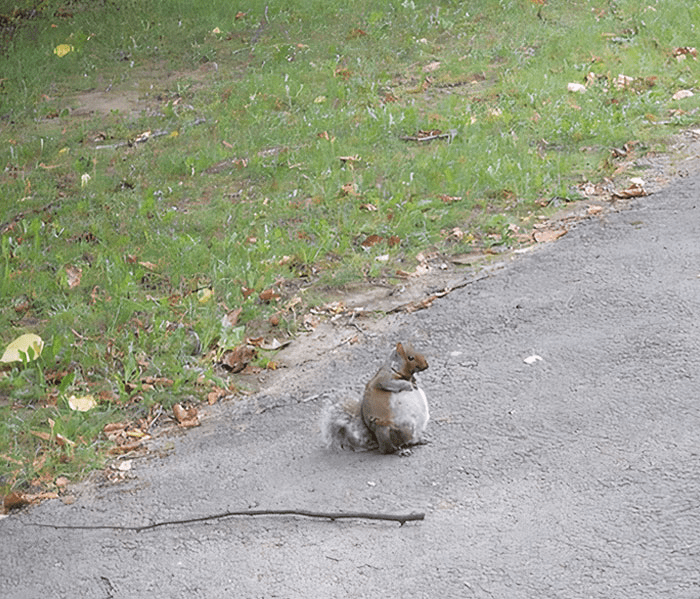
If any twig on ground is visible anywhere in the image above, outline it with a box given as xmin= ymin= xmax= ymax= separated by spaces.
xmin=25 ymin=509 xmax=425 ymax=531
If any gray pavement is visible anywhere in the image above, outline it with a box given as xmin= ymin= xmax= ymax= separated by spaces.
xmin=2 ymin=173 xmax=700 ymax=598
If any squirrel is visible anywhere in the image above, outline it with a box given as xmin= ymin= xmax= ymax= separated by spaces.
xmin=321 ymin=342 xmax=429 ymax=455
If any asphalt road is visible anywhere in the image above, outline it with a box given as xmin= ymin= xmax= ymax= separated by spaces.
xmin=3 ymin=173 xmax=700 ymax=598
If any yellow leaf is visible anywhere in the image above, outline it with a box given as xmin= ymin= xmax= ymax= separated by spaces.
xmin=53 ymin=44 xmax=74 ymax=57
xmin=67 ymin=394 xmax=97 ymax=412
xmin=198 ymin=288 xmax=214 ymax=303
xmin=1 ymin=333 xmax=44 ymax=363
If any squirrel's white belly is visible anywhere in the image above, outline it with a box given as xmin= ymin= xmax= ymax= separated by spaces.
xmin=389 ymin=387 xmax=429 ymax=439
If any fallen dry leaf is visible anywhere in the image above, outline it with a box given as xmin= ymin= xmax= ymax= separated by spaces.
xmin=1 ymin=333 xmax=44 ymax=363
xmin=103 ymin=422 xmax=126 ymax=434
xmin=221 ymin=345 xmax=256 ymax=373
xmin=361 ymin=234 xmax=383 ymax=247
xmin=672 ymin=89 xmax=694 ymax=101
xmin=207 ymin=386 xmax=227 ymax=405
xmin=360 ymin=203 xmax=377 ymax=212
xmin=30 ymin=430 xmax=51 ymax=442
xmin=4 ymin=491 xmax=29 ymax=511
xmin=340 ymin=182 xmax=359 ymax=197
xmin=68 ymin=394 xmax=97 ymax=412
xmin=65 ymin=264 xmax=82 ymax=289
xmin=442 ymin=227 xmax=465 ymax=242
xmin=423 ymin=60 xmax=441 ymax=73
xmin=173 ymin=403 xmax=199 ymax=428
xmin=302 ymin=313 xmax=320 ymax=331
xmin=673 ymin=46 xmax=698 ymax=60
xmin=567 ymin=82 xmax=587 ymax=93
xmin=259 ymin=288 xmax=281 ymax=302
xmin=614 ymin=73 xmax=634 ymax=89
xmin=612 ymin=178 xmax=647 ymax=199
xmin=533 ymin=228 xmax=567 ymax=243
xmin=222 ymin=307 xmax=242 ymax=328
xmin=198 ymin=288 xmax=214 ymax=303
xmin=55 ymin=433 xmax=75 ymax=448
xmin=108 ymin=440 xmax=143 ymax=454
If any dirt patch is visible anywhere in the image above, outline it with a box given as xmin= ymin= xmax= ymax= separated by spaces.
xmin=69 ymin=89 xmax=145 ymax=117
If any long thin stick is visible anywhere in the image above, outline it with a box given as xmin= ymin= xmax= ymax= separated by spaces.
xmin=26 ymin=509 xmax=425 ymax=532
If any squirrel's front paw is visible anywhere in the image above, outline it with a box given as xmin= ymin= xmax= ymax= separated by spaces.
xmin=398 ymin=447 xmax=413 ymax=457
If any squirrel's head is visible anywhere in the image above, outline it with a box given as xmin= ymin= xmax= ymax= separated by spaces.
xmin=395 ymin=341 xmax=428 ymax=375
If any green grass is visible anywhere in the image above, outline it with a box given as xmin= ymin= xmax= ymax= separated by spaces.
xmin=2 ymin=0 xmax=700 ymax=499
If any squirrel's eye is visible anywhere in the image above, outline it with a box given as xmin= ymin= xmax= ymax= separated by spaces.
xmin=408 ymin=355 xmax=415 ymax=361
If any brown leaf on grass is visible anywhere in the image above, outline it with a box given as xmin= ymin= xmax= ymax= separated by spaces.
xmin=423 ymin=61 xmax=441 ymax=73
xmin=339 ymin=154 xmax=360 ymax=165
xmin=334 ymin=67 xmax=352 ymax=80
xmin=259 ymin=288 xmax=280 ymax=302
xmin=141 ymin=376 xmax=173 ymax=386
xmin=340 ymin=182 xmax=359 ymax=197
xmin=387 ymin=235 xmax=401 ymax=247
xmin=65 ymin=264 xmax=82 ymax=289
xmin=361 ymin=234 xmax=383 ymax=247
xmin=347 ymin=28 xmax=367 ymax=39
xmin=567 ymin=82 xmax=587 ymax=93
xmin=235 ymin=11 xmax=246 ymax=19
xmin=614 ymin=73 xmax=634 ymax=89
xmin=0 ymin=453 xmax=23 ymax=466
xmin=438 ymin=194 xmax=462 ymax=204
xmin=139 ymin=261 xmax=158 ymax=270
xmin=173 ymin=404 xmax=199 ymax=428
xmin=533 ymin=228 xmax=567 ymax=243
xmin=672 ymin=89 xmax=694 ymax=100
xmin=441 ymin=227 xmax=465 ymax=242
xmin=241 ymin=286 xmax=255 ymax=299
xmin=673 ymin=46 xmax=698 ymax=60
xmin=317 ymin=131 xmax=335 ymax=142
xmin=55 ymin=433 xmax=75 ymax=448
xmin=30 ymin=430 xmax=51 ymax=442
xmin=360 ymin=203 xmax=377 ymax=212
xmin=221 ymin=345 xmax=256 ymax=373
xmin=222 ymin=307 xmax=242 ymax=328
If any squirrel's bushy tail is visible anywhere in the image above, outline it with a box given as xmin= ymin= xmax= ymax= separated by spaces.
xmin=320 ymin=399 xmax=377 ymax=451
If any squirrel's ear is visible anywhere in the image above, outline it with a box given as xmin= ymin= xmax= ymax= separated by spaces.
xmin=396 ymin=342 xmax=405 ymax=354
